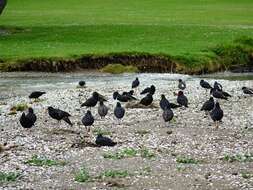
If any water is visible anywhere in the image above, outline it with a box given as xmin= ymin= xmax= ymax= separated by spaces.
xmin=0 ymin=72 xmax=252 ymax=100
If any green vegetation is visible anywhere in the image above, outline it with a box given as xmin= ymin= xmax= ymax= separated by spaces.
xmin=176 ymin=156 xmax=200 ymax=164
xmin=11 ymin=103 xmax=28 ymax=112
xmin=222 ymin=153 xmax=253 ymax=163
xmin=99 ymin=170 xmax=131 ymax=179
xmin=241 ymin=172 xmax=253 ymax=179
xmin=101 ymin=64 xmax=138 ymax=74
xmin=0 ymin=171 xmax=20 ymax=183
xmin=74 ymin=168 xmax=90 ymax=183
xmin=92 ymin=128 xmax=112 ymax=136
xmin=0 ymin=0 xmax=253 ymax=73
xmin=25 ymin=155 xmax=67 ymax=167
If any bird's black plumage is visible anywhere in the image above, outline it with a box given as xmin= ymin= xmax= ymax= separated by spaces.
xmin=214 ymin=81 xmax=222 ymax=91
xmin=140 ymin=93 xmax=153 ymax=106
xmin=29 ymin=91 xmax=46 ymax=99
xmin=201 ymin=97 xmax=215 ymax=111
xmin=177 ymin=91 xmax=188 ymax=107
xmin=95 ymin=134 xmax=117 ymax=147
xmin=48 ymin=107 xmax=72 ymax=126
xmin=113 ymin=91 xmax=129 ymax=102
xmin=78 ymin=81 xmax=86 ymax=87
xmin=81 ymin=110 xmax=94 ymax=131
xmin=98 ymin=101 xmax=109 ymax=118
xmin=114 ymin=102 xmax=125 ymax=120
xmin=19 ymin=108 xmax=37 ymax=128
xmin=160 ymin=94 xmax=170 ymax=110
xmin=242 ymin=87 xmax=253 ymax=95
xmin=200 ymin=80 xmax=212 ymax=89
xmin=162 ymin=108 xmax=174 ymax=123
xmin=178 ymin=79 xmax=186 ymax=90
xmin=132 ymin=77 xmax=140 ymax=89
xmin=210 ymin=102 xmax=223 ymax=126
xmin=169 ymin=103 xmax=181 ymax=109
xmin=210 ymin=88 xmax=228 ymax=100
xmin=140 ymin=85 xmax=156 ymax=95
xmin=81 ymin=92 xmax=99 ymax=108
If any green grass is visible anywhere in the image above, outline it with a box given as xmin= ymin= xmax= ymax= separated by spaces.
xmin=0 ymin=172 xmax=20 ymax=183
xmin=74 ymin=168 xmax=90 ymax=183
xmin=25 ymin=155 xmax=67 ymax=167
xmin=0 ymin=0 xmax=253 ymax=61
xmin=222 ymin=153 xmax=253 ymax=163
xmin=98 ymin=170 xmax=131 ymax=179
xmin=92 ymin=128 xmax=112 ymax=136
xmin=176 ymin=156 xmax=200 ymax=164
xmin=11 ymin=103 xmax=28 ymax=112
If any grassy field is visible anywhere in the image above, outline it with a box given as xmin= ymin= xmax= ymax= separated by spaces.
xmin=0 ymin=0 xmax=253 ymax=61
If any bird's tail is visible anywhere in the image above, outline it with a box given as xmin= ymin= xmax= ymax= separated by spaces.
xmin=63 ymin=117 xmax=73 ymax=126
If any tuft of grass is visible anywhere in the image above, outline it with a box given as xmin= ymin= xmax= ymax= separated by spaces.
xmin=222 ymin=153 xmax=253 ymax=163
xmin=0 ymin=172 xmax=20 ymax=183
xmin=25 ymin=155 xmax=67 ymax=167
xmin=10 ymin=103 xmax=28 ymax=112
xmin=241 ymin=172 xmax=252 ymax=179
xmin=176 ymin=156 xmax=200 ymax=164
xmin=99 ymin=170 xmax=131 ymax=179
xmin=92 ymin=128 xmax=112 ymax=136
xmin=74 ymin=168 xmax=90 ymax=183
xmin=100 ymin=64 xmax=139 ymax=74
xmin=140 ymin=148 xmax=156 ymax=159
xmin=103 ymin=148 xmax=138 ymax=160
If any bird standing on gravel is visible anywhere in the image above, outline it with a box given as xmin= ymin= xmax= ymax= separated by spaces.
xmin=81 ymin=110 xmax=94 ymax=132
xmin=113 ymin=91 xmax=136 ymax=102
xmin=20 ymin=108 xmax=37 ymax=129
xmin=98 ymin=100 xmax=109 ymax=119
xmin=160 ymin=94 xmax=170 ymax=110
xmin=210 ymin=102 xmax=223 ymax=129
xmin=201 ymin=97 xmax=215 ymax=112
xmin=162 ymin=107 xmax=174 ymax=127
xmin=210 ymin=88 xmax=228 ymax=100
xmin=114 ymin=102 xmax=125 ymax=122
xmin=78 ymin=81 xmax=86 ymax=88
xmin=140 ymin=85 xmax=156 ymax=95
xmin=177 ymin=91 xmax=188 ymax=107
xmin=48 ymin=107 xmax=73 ymax=126
xmin=140 ymin=93 xmax=153 ymax=106
xmin=132 ymin=77 xmax=140 ymax=89
xmin=95 ymin=134 xmax=117 ymax=147
xmin=242 ymin=87 xmax=253 ymax=95
xmin=178 ymin=79 xmax=186 ymax=90
xmin=81 ymin=92 xmax=99 ymax=109
xmin=29 ymin=91 xmax=46 ymax=101
xmin=200 ymin=80 xmax=212 ymax=92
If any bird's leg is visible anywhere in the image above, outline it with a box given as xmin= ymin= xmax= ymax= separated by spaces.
xmin=215 ymin=121 xmax=219 ymax=130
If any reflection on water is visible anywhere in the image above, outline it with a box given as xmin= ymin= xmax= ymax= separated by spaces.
xmin=0 ymin=72 xmax=252 ymax=100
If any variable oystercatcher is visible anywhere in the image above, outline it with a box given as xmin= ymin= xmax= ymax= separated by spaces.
xmin=242 ymin=87 xmax=253 ymax=95
xmin=19 ymin=108 xmax=37 ymax=129
xmin=48 ymin=107 xmax=73 ymax=126
xmin=200 ymin=80 xmax=212 ymax=92
xmin=98 ymin=100 xmax=109 ymax=119
xmin=160 ymin=94 xmax=170 ymax=110
xmin=29 ymin=91 xmax=46 ymax=100
xmin=81 ymin=110 xmax=94 ymax=132
xmin=177 ymin=91 xmax=188 ymax=107
xmin=210 ymin=88 xmax=228 ymax=100
xmin=78 ymin=81 xmax=86 ymax=87
xmin=95 ymin=134 xmax=117 ymax=147
xmin=201 ymin=97 xmax=214 ymax=112
xmin=210 ymin=102 xmax=223 ymax=129
xmin=140 ymin=85 xmax=156 ymax=95
xmin=214 ymin=81 xmax=222 ymax=91
xmin=178 ymin=79 xmax=186 ymax=90
xmin=122 ymin=91 xmax=137 ymax=100
xmin=81 ymin=92 xmax=99 ymax=108
xmin=140 ymin=93 xmax=153 ymax=106
xmin=132 ymin=77 xmax=140 ymax=89
xmin=114 ymin=102 xmax=125 ymax=122
xmin=113 ymin=91 xmax=129 ymax=102
xmin=162 ymin=107 xmax=174 ymax=127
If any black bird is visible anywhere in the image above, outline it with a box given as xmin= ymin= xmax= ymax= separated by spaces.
xmin=242 ymin=87 xmax=253 ymax=95
xmin=140 ymin=93 xmax=153 ymax=106
xmin=210 ymin=88 xmax=228 ymax=100
xmin=200 ymin=80 xmax=212 ymax=91
xmin=169 ymin=103 xmax=181 ymax=109
xmin=81 ymin=110 xmax=94 ymax=132
xmin=98 ymin=100 xmax=109 ymax=119
xmin=221 ymin=90 xmax=232 ymax=98
xmin=78 ymin=81 xmax=86 ymax=87
xmin=178 ymin=79 xmax=186 ymax=90
xmin=48 ymin=107 xmax=73 ymax=126
xmin=114 ymin=102 xmax=125 ymax=121
xmin=95 ymin=134 xmax=117 ymax=147
xmin=214 ymin=81 xmax=222 ymax=91
xmin=162 ymin=108 xmax=174 ymax=126
xmin=160 ymin=94 xmax=170 ymax=110
xmin=201 ymin=97 xmax=215 ymax=112
xmin=19 ymin=108 xmax=37 ymax=129
xmin=81 ymin=92 xmax=99 ymax=108
xmin=113 ymin=91 xmax=129 ymax=102
xmin=140 ymin=85 xmax=156 ymax=95
xmin=210 ymin=102 xmax=223 ymax=129
xmin=29 ymin=91 xmax=46 ymax=100
xmin=177 ymin=91 xmax=188 ymax=107
xmin=132 ymin=77 xmax=140 ymax=89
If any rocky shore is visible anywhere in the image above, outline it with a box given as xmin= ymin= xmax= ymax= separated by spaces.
xmin=0 ymin=77 xmax=253 ymax=189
